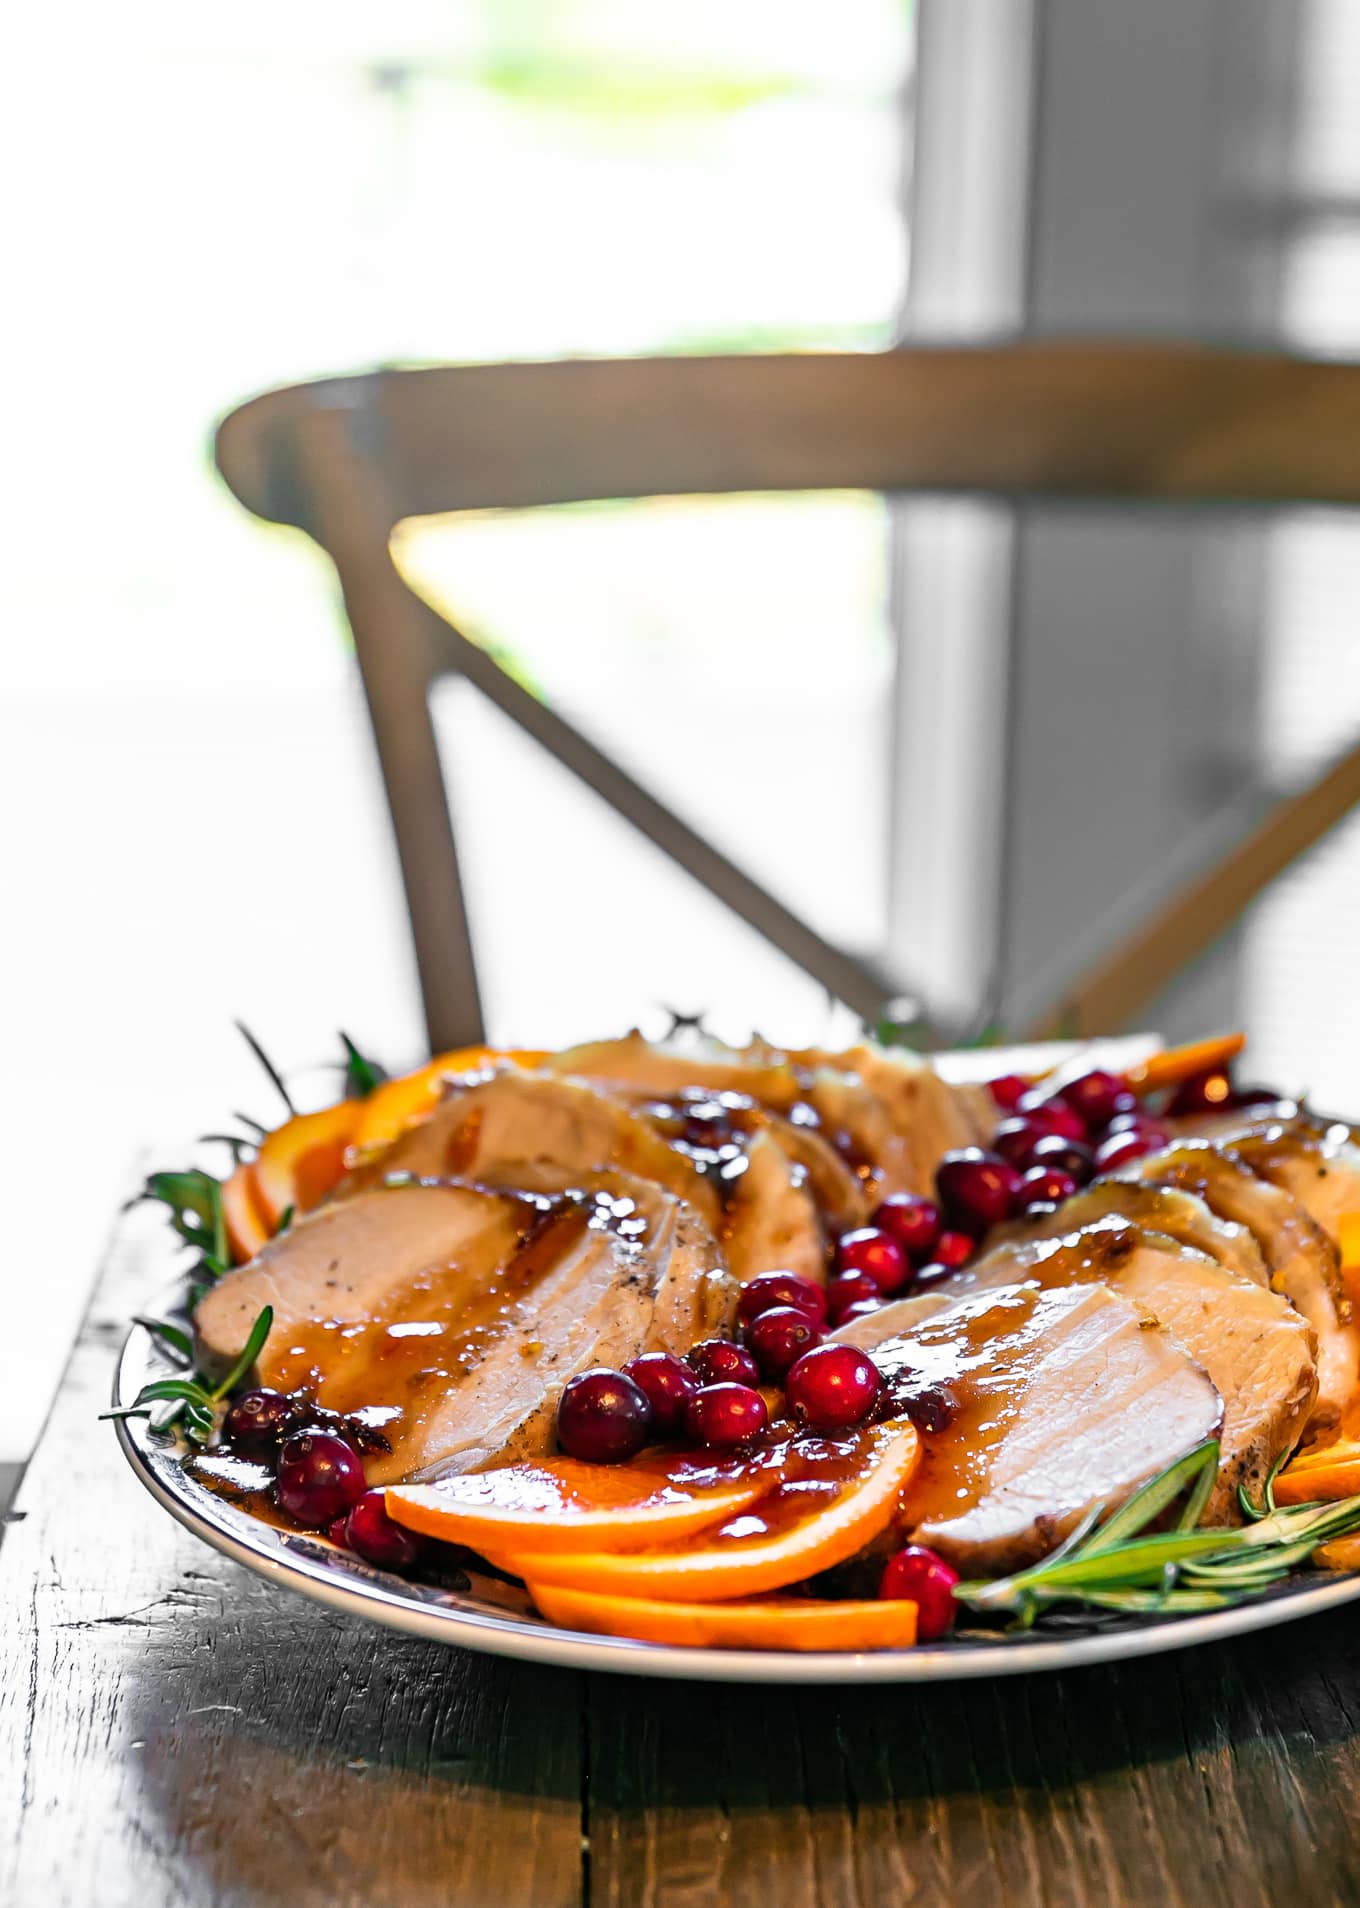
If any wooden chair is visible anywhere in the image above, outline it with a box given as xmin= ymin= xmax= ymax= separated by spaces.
xmin=214 ymin=344 xmax=1360 ymax=1052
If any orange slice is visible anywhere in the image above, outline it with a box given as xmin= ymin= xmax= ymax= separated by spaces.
xmin=254 ymin=1099 xmax=363 ymax=1226
xmin=527 ymin=1583 xmax=918 ymax=1652
xmin=1273 ymin=1434 xmax=1360 ymax=1506
xmin=1315 ymin=1535 xmax=1360 ymax=1572
xmin=492 ymin=1419 xmax=920 ymax=1602
xmin=1125 ymin=1033 xmax=1245 ymax=1095
xmin=386 ymin=1450 xmax=780 ymax=1556
xmin=349 ymin=1047 xmax=547 ymax=1157
xmin=221 ymin=1161 xmax=271 ymax=1264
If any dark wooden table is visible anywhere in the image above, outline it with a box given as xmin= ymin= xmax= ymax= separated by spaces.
xmin=6 ymin=1214 xmax=1360 ymax=1907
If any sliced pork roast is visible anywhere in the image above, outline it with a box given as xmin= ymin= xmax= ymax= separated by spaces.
xmin=1114 ymin=1138 xmax=1355 ymax=1423
xmin=346 ymin=1069 xmax=721 ymax=1228
xmin=998 ymin=1179 xmax=1270 ymax=1287
xmin=925 ymin=1216 xmax=1316 ymax=1518
xmin=196 ymin=1176 xmax=733 ymax=1485
xmin=868 ymin=1282 xmax=1223 ymax=1575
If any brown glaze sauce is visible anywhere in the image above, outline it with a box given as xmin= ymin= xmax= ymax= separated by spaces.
xmin=264 ymin=1187 xmax=648 ymax=1428
xmin=876 ymin=1285 xmax=1069 ymax=1530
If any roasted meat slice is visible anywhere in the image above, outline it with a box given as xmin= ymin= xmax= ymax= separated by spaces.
xmin=1114 ymin=1138 xmax=1354 ymax=1423
xmin=870 ymin=1282 xmax=1223 ymax=1575
xmin=346 ymin=1070 xmax=720 ymax=1229
xmin=936 ymin=1216 xmax=1316 ymax=1518
xmin=544 ymin=1032 xmax=803 ymax=1109
xmin=719 ymin=1129 xmax=826 ymax=1285
xmin=800 ymin=1043 xmax=992 ymax=1201
xmin=195 ymin=1176 xmax=733 ymax=1485
xmin=998 ymin=1179 xmax=1270 ymax=1287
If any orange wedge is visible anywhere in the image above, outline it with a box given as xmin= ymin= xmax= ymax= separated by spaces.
xmin=527 ymin=1583 xmax=918 ymax=1652
xmin=1315 ymin=1535 xmax=1360 ymax=1572
xmin=1126 ymin=1033 xmax=1246 ymax=1095
xmin=349 ymin=1047 xmax=547 ymax=1156
xmin=221 ymin=1161 xmax=271 ymax=1264
xmin=254 ymin=1099 xmax=363 ymax=1226
xmin=1273 ymin=1434 xmax=1360 ymax=1506
xmin=386 ymin=1450 xmax=781 ymax=1556
xmin=491 ymin=1419 xmax=920 ymax=1602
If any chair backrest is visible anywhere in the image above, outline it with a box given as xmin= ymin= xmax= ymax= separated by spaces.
xmin=214 ymin=344 xmax=1360 ymax=1050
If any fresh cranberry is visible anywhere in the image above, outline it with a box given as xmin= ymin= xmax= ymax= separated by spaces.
xmin=680 ymin=1100 xmax=735 ymax=1147
xmin=933 ymin=1229 xmax=975 ymax=1269
xmin=736 ymin=1271 xmax=827 ymax=1328
xmin=870 ymin=1193 xmax=942 ymax=1263
xmin=343 ymin=1489 xmax=424 ymax=1572
xmin=221 ymin=1387 xmax=299 ymax=1454
xmin=1020 ymin=1164 xmax=1078 ymax=1208
xmin=993 ymin=1117 xmax=1044 ymax=1169
xmin=826 ymin=1273 xmax=882 ymax=1323
xmin=935 ymin=1149 xmax=1024 ymax=1235
xmin=988 ymin=1073 xmax=1030 ymax=1111
xmin=1094 ymin=1128 xmax=1166 ymax=1173
xmin=1019 ymin=1201 xmax=1060 ymax=1222
xmin=785 ymin=1344 xmax=880 ymax=1431
xmin=556 ymin=1368 xmax=653 ymax=1463
xmin=276 ymin=1430 xmax=367 ymax=1528
xmin=687 ymin=1339 xmax=760 ymax=1388
xmin=327 ymin=1515 xmax=350 ymax=1546
xmin=836 ymin=1298 xmax=884 ymax=1327
xmin=878 ymin=1544 xmax=960 ymax=1641
xmin=909 ymin=1262 xmax=957 ymax=1291
xmin=1059 ymin=1069 xmax=1137 ymax=1133
xmin=623 ymin=1352 xmax=699 ymax=1437
xmin=685 ymin=1382 xmax=768 ymax=1448
xmin=834 ymin=1227 xmax=909 ymax=1294
xmin=1026 ymin=1133 xmax=1093 ymax=1185
xmin=747 ymin=1305 xmax=823 ymax=1380
xmin=1015 ymin=1091 xmax=1088 ymax=1142
xmin=1164 ymin=1067 xmax=1235 ymax=1116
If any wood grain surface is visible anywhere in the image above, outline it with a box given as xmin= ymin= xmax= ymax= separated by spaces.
xmin=6 ymin=1210 xmax=1360 ymax=1907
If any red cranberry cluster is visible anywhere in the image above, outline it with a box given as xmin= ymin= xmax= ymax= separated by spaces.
xmin=218 ymin=1388 xmax=422 ymax=1572
xmin=556 ymin=1272 xmax=884 ymax=1463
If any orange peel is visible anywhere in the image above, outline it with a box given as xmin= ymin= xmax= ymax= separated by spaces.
xmin=386 ymin=1451 xmax=779 ymax=1557
xmin=527 ymin=1583 xmax=918 ymax=1651
xmin=492 ymin=1419 xmax=920 ymax=1602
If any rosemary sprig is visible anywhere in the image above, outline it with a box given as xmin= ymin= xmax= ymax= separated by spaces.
xmin=956 ymin=1440 xmax=1360 ymax=1628
xmin=103 ymin=1305 xmax=273 ymax=1446
xmin=132 ymin=1168 xmax=230 ymax=1291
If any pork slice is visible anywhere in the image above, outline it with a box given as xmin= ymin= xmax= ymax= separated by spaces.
xmin=195 ymin=1175 xmax=734 ymax=1487
xmin=1115 ymin=1138 xmax=1353 ymax=1423
xmin=720 ymin=1129 xmax=826 ymax=1286
xmin=345 ymin=1070 xmax=720 ymax=1229
xmin=543 ymin=1032 xmax=803 ymax=1110
xmin=869 ymin=1282 xmax=1223 ymax=1576
xmin=998 ymin=1180 xmax=1270 ymax=1286
xmin=828 ymin=1293 xmax=953 ymax=1349
xmin=938 ymin=1216 xmax=1316 ymax=1518
xmin=194 ymin=1181 xmax=528 ymax=1382
xmin=800 ymin=1044 xmax=985 ymax=1200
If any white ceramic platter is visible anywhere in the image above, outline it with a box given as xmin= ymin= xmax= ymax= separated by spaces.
xmin=113 ymin=1312 xmax=1360 ymax=1685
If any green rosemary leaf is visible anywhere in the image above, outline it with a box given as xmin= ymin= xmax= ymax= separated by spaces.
xmin=1176 ymin=1441 xmax=1220 ymax=1532
xmin=128 ymin=1377 xmax=215 ymax=1410
xmin=209 ymin=1305 xmax=273 ymax=1403
xmin=340 ymin=1031 xmax=388 ymax=1099
xmin=1082 ymin=1440 xmax=1219 ymax=1555
xmin=181 ymin=1403 xmax=216 ymax=1445
xmin=133 ymin=1316 xmax=193 ymax=1363
xmin=275 ymin=1205 xmax=295 ymax=1236
xmin=235 ymin=1019 xmax=296 ymax=1117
